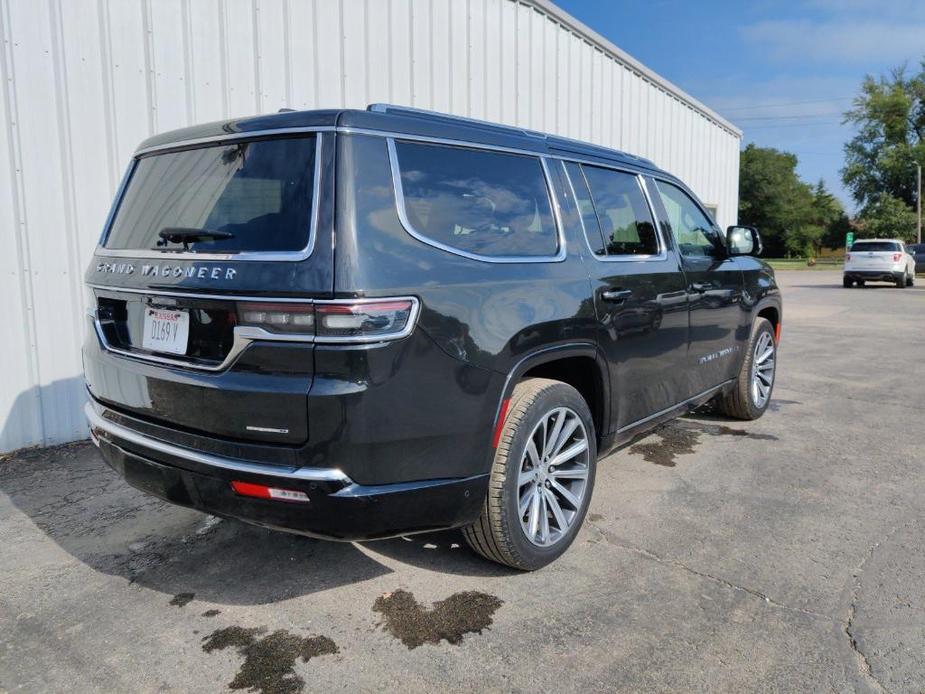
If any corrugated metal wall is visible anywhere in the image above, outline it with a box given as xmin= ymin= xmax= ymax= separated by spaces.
xmin=0 ymin=0 xmax=741 ymax=453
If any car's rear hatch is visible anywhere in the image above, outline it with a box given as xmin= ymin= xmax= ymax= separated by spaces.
xmin=84 ymin=132 xmax=332 ymax=446
xmin=847 ymin=241 xmax=901 ymax=270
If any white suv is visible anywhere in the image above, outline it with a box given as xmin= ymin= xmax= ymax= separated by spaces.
xmin=843 ymin=239 xmax=916 ymax=288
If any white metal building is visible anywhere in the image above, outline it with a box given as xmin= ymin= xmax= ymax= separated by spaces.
xmin=0 ymin=0 xmax=742 ymax=453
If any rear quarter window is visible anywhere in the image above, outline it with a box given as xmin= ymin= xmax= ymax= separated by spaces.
xmin=392 ymin=140 xmax=558 ymax=258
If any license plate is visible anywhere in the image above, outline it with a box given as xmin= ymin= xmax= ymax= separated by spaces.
xmin=142 ymin=307 xmax=190 ymax=355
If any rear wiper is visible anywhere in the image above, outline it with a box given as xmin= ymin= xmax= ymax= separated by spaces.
xmin=156 ymin=227 xmax=235 ymax=251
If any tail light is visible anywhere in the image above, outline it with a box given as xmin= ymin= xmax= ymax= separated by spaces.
xmin=236 ymin=297 xmax=418 ymax=342
xmin=315 ymin=300 xmax=415 ymax=340
xmin=237 ymin=302 xmax=315 ymax=334
xmin=892 ymin=253 xmax=902 ymax=262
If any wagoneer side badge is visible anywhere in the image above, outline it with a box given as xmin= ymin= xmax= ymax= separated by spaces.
xmin=96 ymin=262 xmax=236 ymax=280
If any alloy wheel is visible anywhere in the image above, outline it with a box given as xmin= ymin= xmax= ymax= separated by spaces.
xmin=750 ymin=331 xmax=776 ymax=408
xmin=517 ymin=407 xmax=590 ymax=547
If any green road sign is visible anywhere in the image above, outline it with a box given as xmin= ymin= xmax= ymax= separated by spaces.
xmin=846 ymin=231 xmax=854 ymax=248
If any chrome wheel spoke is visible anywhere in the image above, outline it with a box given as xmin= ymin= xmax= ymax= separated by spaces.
xmin=538 ymin=493 xmax=550 ymax=544
xmin=525 ymin=439 xmax=540 ymax=468
xmin=518 ymin=467 xmax=535 ymax=487
xmin=544 ymin=488 xmax=568 ymax=531
xmin=550 ymin=416 xmax=579 ymax=458
xmin=550 ymin=479 xmax=580 ymax=510
xmin=545 ymin=410 xmax=566 ymax=459
xmin=519 ymin=484 xmax=535 ymax=517
xmin=527 ymin=490 xmax=541 ymax=538
xmin=550 ymin=465 xmax=588 ymax=481
xmin=550 ymin=439 xmax=588 ymax=467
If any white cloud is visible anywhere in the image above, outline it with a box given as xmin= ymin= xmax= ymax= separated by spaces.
xmin=741 ymin=19 xmax=925 ymax=64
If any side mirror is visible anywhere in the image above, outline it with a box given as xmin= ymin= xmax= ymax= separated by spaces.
xmin=726 ymin=225 xmax=762 ymax=256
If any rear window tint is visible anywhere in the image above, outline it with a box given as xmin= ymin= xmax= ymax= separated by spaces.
xmin=393 ymin=141 xmax=558 ymax=258
xmin=104 ymin=136 xmax=317 ymax=253
xmin=850 ymin=241 xmax=900 ymax=253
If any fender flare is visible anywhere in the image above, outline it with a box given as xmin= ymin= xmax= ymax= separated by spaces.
xmin=489 ymin=342 xmax=611 ymax=448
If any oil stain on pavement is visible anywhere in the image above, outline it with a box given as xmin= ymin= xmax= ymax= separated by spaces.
xmin=201 ymin=626 xmax=338 ymax=694
xmin=169 ymin=592 xmax=194 ymax=607
xmin=373 ymin=589 xmax=503 ymax=649
xmin=629 ymin=420 xmax=778 ymax=467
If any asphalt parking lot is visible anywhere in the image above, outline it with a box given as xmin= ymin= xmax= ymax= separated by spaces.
xmin=1 ymin=270 xmax=923 ymax=693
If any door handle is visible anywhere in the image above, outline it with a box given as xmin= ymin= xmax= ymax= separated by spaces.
xmin=689 ymin=282 xmax=711 ymax=293
xmin=601 ymin=288 xmax=633 ymax=303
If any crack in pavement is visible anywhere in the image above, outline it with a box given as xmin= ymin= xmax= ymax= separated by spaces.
xmin=585 ymin=519 xmax=829 ymax=621
xmin=839 ymin=519 xmax=921 ymax=694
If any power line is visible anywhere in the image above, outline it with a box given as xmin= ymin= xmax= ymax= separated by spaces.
xmin=719 ymin=96 xmax=854 ymax=113
xmin=734 ymin=113 xmax=845 ymax=122
xmin=743 ymin=120 xmax=845 ymax=129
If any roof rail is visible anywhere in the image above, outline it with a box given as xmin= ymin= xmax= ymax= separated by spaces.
xmin=367 ymin=103 xmax=547 ymax=141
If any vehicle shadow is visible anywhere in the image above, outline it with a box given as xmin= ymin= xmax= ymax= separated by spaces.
xmin=0 ymin=439 xmax=512 ymax=608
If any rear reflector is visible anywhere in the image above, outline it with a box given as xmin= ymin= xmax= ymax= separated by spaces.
xmin=231 ymin=480 xmax=310 ymax=503
xmin=492 ymin=398 xmax=512 ymax=448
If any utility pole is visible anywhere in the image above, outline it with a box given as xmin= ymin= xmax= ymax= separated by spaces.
xmin=917 ymin=162 xmax=922 ymax=244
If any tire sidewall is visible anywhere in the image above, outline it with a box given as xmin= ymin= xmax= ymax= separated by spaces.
xmin=499 ymin=383 xmax=597 ymax=570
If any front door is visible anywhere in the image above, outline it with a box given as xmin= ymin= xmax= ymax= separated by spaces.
xmin=647 ymin=178 xmax=746 ymax=398
xmin=563 ymin=162 xmax=689 ymax=431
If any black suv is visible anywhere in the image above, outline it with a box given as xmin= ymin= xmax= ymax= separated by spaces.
xmin=84 ymin=105 xmax=781 ymax=570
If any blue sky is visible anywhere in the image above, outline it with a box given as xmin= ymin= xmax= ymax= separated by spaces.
xmin=555 ymin=0 xmax=925 ymax=213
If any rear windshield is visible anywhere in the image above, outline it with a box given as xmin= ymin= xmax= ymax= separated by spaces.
xmin=393 ymin=141 xmax=558 ymax=258
xmin=104 ymin=136 xmax=317 ymax=254
xmin=850 ymin=241 xmax=900 ymax=253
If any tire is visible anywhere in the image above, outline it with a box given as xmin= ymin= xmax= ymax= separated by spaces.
xmin=463 ymin=378 xmax=597 ymax=571
xmin=716 ymin=317 xmax=776 ymax=421
xmin=843 ymin=276 xmax=853 ymax=288
xmin=907 ymin=272 xmax=914 ymax=287
xmin=896 ymin=272 xmax=906 ymax=288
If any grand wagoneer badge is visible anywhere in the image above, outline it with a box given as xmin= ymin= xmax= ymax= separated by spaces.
xmin=95 ymin=262 xmax=236 ymax=280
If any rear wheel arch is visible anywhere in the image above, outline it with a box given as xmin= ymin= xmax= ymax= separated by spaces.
xmin=493 ymin=345 xmax=609 ymax=451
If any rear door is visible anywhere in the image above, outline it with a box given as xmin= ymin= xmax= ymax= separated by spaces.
xmin=563 ymin=162 xmax=689 ymax=430
xmin=648 ymin=178 xmax=747 ymax=398
xmin=85 ymin=133 xmax=333 ymax=444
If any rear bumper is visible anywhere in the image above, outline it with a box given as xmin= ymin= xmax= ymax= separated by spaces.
xmin=86 ymin=402 xmax=487 ymax=540
xmin=844 ymin=270 xmax=904 ymax=282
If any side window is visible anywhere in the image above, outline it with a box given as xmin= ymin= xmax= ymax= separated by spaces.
xmin=563 ymin=161 xmax=605 ymax=256
xmin=392 ymin=140 xmax=558 ymax=258
xmin=655 ymin=181 xmax=722 ymax=258
xmin=580 ymin=166 xmax=659 ymax=256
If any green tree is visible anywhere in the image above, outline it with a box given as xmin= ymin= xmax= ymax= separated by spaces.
xmin=739 ymin=144 xmax=814 ymax=256
xmin=739 ymin=148 xmax=849 ymax=256
xmin=842 ymin=62 xmax=925 ymax=213
xmin=857 ymin=192 xmax=918 ymax=241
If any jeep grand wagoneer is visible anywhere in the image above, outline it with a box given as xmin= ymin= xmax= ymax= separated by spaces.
xmin=84 ymin=105 xmax=781 ymax=570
